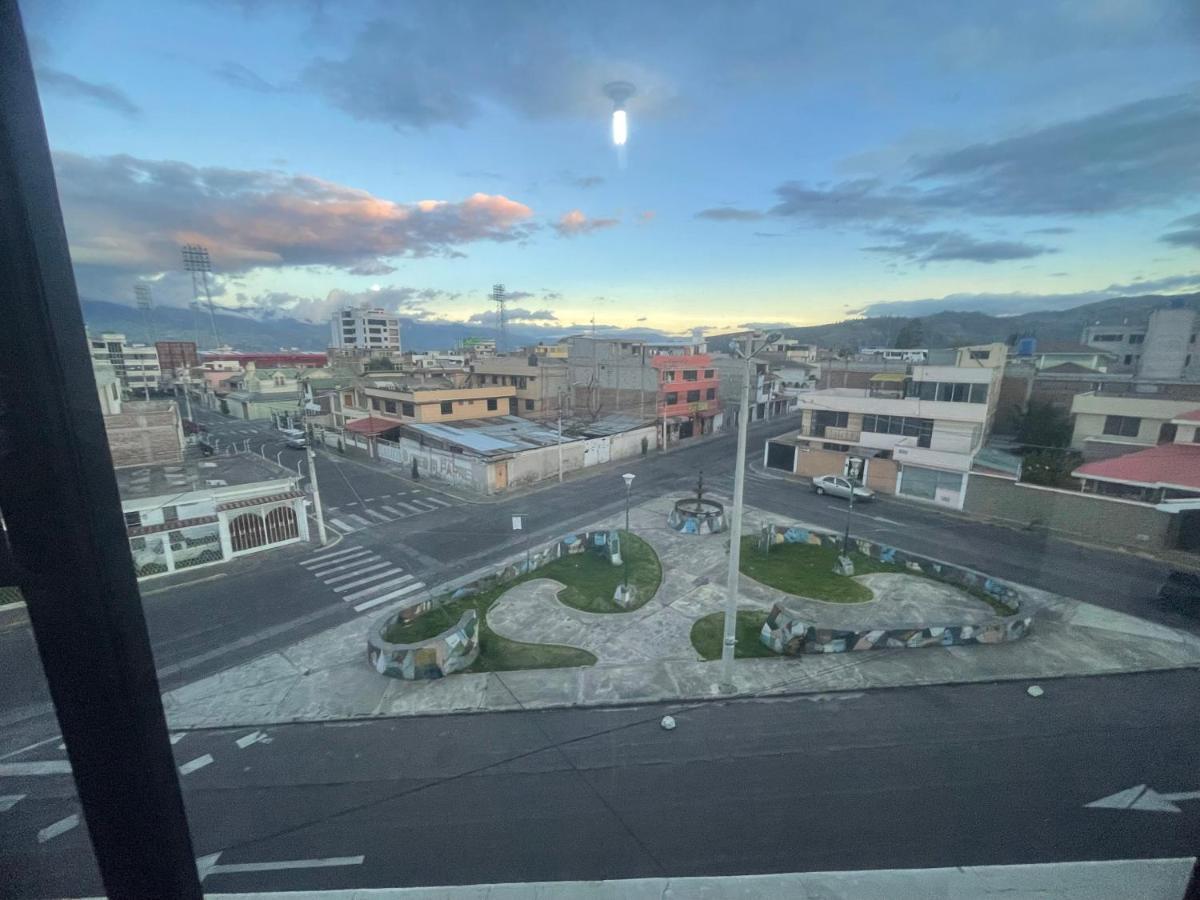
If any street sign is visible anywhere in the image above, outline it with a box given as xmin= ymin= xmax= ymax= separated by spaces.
xmin=1086 ymin=784 xmax=1200 ymax=813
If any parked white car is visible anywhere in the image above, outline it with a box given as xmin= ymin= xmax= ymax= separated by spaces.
xmin=812 ymin=474 xmax=874 ymax=501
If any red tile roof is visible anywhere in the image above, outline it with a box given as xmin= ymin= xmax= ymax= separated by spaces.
xmin=1073 ymin=442 xmax=1200 ymax=491
xmin=345 ymin=417 xmax=401 ymax=435
xmin=1175 ymin=408 xmax=1200 ymax=422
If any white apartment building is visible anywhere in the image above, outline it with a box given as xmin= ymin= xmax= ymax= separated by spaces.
xmin=766 ymin=343 xmax=1007 ymax=509
xmin=331 ymin=307 xmax=401 ymax=352
xmin=89 ymin=332 xmax=162 ymax=395
xmin=1069 ymin=392 xmax=1200 ymax=461
xmin=1082 ymin=306 xmax=1199 ymax=376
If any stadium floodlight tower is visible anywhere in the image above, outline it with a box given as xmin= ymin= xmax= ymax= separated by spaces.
xmin=134 ymin=283 xmax=156 ymax=344
xmin=181 ymin=244 xmax=222 ymax=350
xmin=603 ymin=81 xmax=636 ymax=146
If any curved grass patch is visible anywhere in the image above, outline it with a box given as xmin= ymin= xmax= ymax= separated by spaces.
xmin=690 ymin=610 xmax=779 ymax=660
xmin=739 ymin=536 xmax=883 ymax=602
xmin=548 ymin=531 xmax=661 ymax=613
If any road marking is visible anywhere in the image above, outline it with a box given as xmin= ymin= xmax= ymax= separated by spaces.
xmin=866 ymin=514 xmax=904 ymax=526
xmin=328 ymin=518 xmax=356 ymax=534
xmin=170 ymin=733 xmax=186 ymax=744
xmin=346 ymin=575 xmax=419 ymax=603
xmin=422 ymin=495 xmax=452 ymax=507
xmin=353 ymin=581 xmax=424 ymax=611
xmin=179 ymin=754 xmax=214 ymax=775
xmin=197 ymin=851 xmax=365 ymax=882
xmin=345 ymin=501 xmax=359 ymax=506
xmin=301 ymin=546 xmax=364 ymax=566
xmin=334 ymin=568 xmax=406 ymax=593
xmin=409 ymin=498 xmax=440 ymax=511
xmin=1087 ymin=784 xmax=1200 ymax=813
xmin=235 ymin=730 xmax=270 ymax=749
xmin=364 ymin=509 xmax=391 ymax=523
xmin=304 ymin=551 xmax=376 ymax=576
xmin=0 ymin=760 xmax=72 ymax=776
xmin=323 ymin=561 xmax=390 ymax=584
xmin=382 ymin=505 xmax=404 ymax=517
xmin=0 ymin=735 xmax=62 ymax=761
xmin=346 ymin=514 xmax=373 ymax=528
xmin=0 ymin=794 xmax=26 ymax=812
xmin=394 ymin=501 xmax=424 ymax=514
xmin=361 ymin=497 xmax=376 ymax=502
xmin=38 ymin=813 xmax=80 ymax=843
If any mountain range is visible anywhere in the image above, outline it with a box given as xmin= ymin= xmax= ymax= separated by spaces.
xmin=80 ymin=291 xmax=1200 ymax=355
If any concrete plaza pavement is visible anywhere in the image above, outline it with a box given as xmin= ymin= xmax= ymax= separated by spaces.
xmin=160 ymin=493 xmax=1200 ymax=730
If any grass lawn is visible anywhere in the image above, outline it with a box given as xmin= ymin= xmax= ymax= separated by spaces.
xmin=382 ymin=530 xmax=661 ymax=671
xmin=548 ymin=531 xmax=661 ymax=613
xmin=739 ymin=536 xmax=1016 ymax=615
xmin=690 ymin=610 xmax=779 ymax=660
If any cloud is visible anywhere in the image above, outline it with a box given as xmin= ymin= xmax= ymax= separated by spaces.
xmin=638 ymin=211 xmax=656 ymax=222
xmin=465 ymin=307 xmax=559 ymax=326
xmin=849 ymin=272 xmax=1200 ymax=317
xmin=34 ymin=67 xmax=140 ymax=118
xmin=214 ymin=61 xmax=286 ymax=93
xmin=347 ymin=259 xmax=398 ymax=276
xmin=753 ymin=231 xmax=784 ymax=238
xmin=636 ymin=316 xmax=647 ymax=322
xmin=565 ymin=173 xmax=605 ymax=189
xmin=53 ymin=152 xmax=534 ymax=296
xmin=696 ymin=207 xmax=765 ymax=222
xmin=1160 ymin=212 xmax=1200 ymax=250
xmin=738 ymin=321 xmax=797 ymax=330
xmin=861 ymin=228 xmax=1057 ymax=264
xmin=222 ymin=284 xmax=464 ymax=324
xmin=1027 ymin=226 xmax=1074 ymax=235
xmin=553 ymin=209 xmax=619 ymax=237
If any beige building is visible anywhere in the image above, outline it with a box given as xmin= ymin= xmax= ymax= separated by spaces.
xmin=1069 ymin=393 xmax=1200 ymax=460
xmin=468 ymin=355 xmax=569 ymax=417
xmin=335 ymin=380 xmax=518 ymax=428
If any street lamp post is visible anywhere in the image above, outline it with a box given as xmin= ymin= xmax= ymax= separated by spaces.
xmin=720 ymin=332 xmax=781 ymax=692
xmin=621 ymin=472 xmax=635 ymax=601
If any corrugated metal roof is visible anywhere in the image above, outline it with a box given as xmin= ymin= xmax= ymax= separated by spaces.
xmin=405 ymin=416 xmax=568 ymax=456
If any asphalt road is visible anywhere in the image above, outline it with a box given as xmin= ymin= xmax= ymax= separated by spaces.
xmin=4 ymin=670 xmax=1199 ymax=896
xmin=2 ymin=410 xmax=1192 ymax=757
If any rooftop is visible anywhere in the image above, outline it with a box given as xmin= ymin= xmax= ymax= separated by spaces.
xmin=115 ymin=450 xmax=296 ymax=501
xmin=1073 ymin=443 xmax=1200 ymax=492
xmin=404 ymin=415 xmax=571 ymax=457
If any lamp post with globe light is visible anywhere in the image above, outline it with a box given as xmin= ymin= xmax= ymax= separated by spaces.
xmin=622 ymin=472 xmax=636 ymax=601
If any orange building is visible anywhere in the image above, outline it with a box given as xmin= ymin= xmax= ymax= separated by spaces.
xmin=651 ymin=353 xmax=720 ymax=441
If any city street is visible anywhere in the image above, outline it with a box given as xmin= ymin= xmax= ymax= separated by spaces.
xmin=3 ymin=670 xmax=1199 ymax=896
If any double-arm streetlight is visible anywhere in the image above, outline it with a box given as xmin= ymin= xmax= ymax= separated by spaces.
xmin=720 ymin=332 xmax=781 ymax=691
xmin=621 ymin=472 xmax=635 ymax=600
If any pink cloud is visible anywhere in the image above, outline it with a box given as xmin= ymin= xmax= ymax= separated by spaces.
xmin=553 ymin=208 xmax=619 ymax=237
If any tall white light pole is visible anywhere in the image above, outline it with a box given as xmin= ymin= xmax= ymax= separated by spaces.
xmin=621 ymin=472 xmax=635 ymax=600
xmin=720 ymin=332 xmax=781 ymax=691
xmin=182 ymin=244 xmax=221 ymax=349
xmin=305 ymin=429 xmax=328 ymax=546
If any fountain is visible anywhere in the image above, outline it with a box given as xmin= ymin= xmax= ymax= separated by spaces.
xmin=668 ymin=470 xmax=726 ymax=534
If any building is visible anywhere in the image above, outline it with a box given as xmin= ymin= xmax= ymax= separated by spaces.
xmin=468 ymin=355 xmax=569 ymax=417
xmin=1082 ymin=306 xmax=1199 ymax=376
xmin=155 ymin=341 xmax=199 ymax=377
xmin=764 ymin=343 xmax=1007 ymax=509
xmin=460 ymin=337 xmax=496 ymax=358
xmin=333 ymin=380 xmax=517 ymax=433
xmin=407 ymin=350 xmax=468 ymax=369
xmin=103 ymin=400 xmax=186 ymax=468
xmin=92 ymin=357 xmax=121 ymax=415
xmin=859 ymin=347 xmax=929 ymax=363
xmin=711 ymin=355 xmax=788 ymax=428
xmin=527 ymin=341 xmax=569 ymax=358
xmin=1069 ymin=392 xmax=1200 ymax=460
xmin=88 ymin=332 xmax=162 ymax=396
xmin=201 ymin=351 xmax=326 ymax=369
xmin=117 ymin=451 xmax=308 ymax=579
xmin=331 ymin=307 xmax=401 ymax=353
xmin=221 ymin=363 xmax=304 ymax=421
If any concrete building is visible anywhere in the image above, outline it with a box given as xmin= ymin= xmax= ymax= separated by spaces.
xmin=336 ymin=380 xmax=518 ymax=431
xmin=89 ymin=332 xmax=162 ymax=396
xmin=460 ymin=337 xmax=496 ymax=358
xmin=1069 ymin=392 xmax=1200 ymax=460
xmin=222 ymin=363 xmax=304 ymax=421
xmin=859 ymin=347 xmax=929 ymax=363
xmin=711 ymin=355 xmax=788 ymax=428
xmin=331 ymin=307 xmax=401 ymax=352
xmin=118 ymin=451 xmax=308 ymax=580
xmin=765 ymin=344 xmax=1007 ymax=510
xmin=468 ymin=355 xmax=569 ymax=417
xmin=527 ymin=341 xmax=569 ymax=358
xmin=1082 ymin=306 xmax=1199 ymax=376
xmin=104 ymin=400 xmax=186 ymax=468
xmin=92 ymin=357 xmax=122 ymax=415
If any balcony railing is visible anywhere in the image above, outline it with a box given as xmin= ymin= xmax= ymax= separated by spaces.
xmin=822 ymin=426 xmax=861 ymax=442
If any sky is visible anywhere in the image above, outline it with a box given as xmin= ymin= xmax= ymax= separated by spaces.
xmin=21 ymin=0 xmax=1200 ymax=336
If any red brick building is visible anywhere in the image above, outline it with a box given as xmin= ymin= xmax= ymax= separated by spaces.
xmin=651 ymin=353 xmax=721 ymax=442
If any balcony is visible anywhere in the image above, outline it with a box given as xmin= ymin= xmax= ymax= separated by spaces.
xmin=822 ymin=426 xmax=861 ymax=443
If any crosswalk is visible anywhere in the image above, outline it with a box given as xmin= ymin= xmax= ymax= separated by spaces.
xmin=325 ymin=494 xmax=452 ymax=534
xmin=299 ymin=544 xmax=427 ymax=613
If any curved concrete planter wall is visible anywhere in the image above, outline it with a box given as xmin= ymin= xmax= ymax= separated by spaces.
xmin=757 ymin=523 xmax=1034 ymax=654
xmin=368 ymin=608 xmax=480 ymax=680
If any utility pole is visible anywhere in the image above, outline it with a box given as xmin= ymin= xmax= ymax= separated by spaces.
xmin=720 ymin=332 xmax=781 ymax=691
xmin=305 ymin=439 xmax=327 ymax=545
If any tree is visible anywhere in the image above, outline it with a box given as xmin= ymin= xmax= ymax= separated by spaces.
xmin=1019 ymin=449 xmax=1083 ymax=488
xmin=893 ymin=318 xmax=925 ymax=349
xmin=1015 ymin=401 xmax=1072 ymax=449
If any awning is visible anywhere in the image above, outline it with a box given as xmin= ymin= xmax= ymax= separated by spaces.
xmin=344 ymin=417 xmax=401 ymax=436
xmin=217 ymin=491 xmax=305 ymax=512
xmin=869 ymin=373 xmax=907 ymax=382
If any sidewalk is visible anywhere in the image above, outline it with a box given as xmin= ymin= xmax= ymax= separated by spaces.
xmin=160 ymin=494 xmax=1200 ymax=731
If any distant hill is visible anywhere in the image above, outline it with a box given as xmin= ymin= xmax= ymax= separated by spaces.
xmin=79 ymin=298 xmax=677 ymax=352
xmin=711 ymin=292 xmax=1200 ymax=352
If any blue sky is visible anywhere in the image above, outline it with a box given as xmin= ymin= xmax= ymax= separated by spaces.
xmin=22 ymin=0 xmax=1200 ymax=334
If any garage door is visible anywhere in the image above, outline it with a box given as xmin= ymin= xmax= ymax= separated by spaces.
xmin=766 ymin=441 xmax=796 ymax=472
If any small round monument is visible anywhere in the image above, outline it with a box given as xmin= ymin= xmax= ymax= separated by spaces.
xmin=668 ymin=471 xmax=725 ymax=534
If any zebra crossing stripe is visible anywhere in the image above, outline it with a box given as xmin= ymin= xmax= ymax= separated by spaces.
xmin=422 ymin=495 xmax=452 ymax=507
xmin=346 ymin=513 xmax=372 ymax=528
xmin=364 ymin=509 xmax=391 ymax=523
xmin=329 ymin=517 xmax=357 ymax=533
xmin=409 ymin=498 xmax=440 ymax=511
xmin=305 ymin=552 xmax=376 ymax=577
xmin=322 ymin=561 xmax=390 ymax=584
xmin=333 ymin=568 xmax=406 ymax=593
xmin=394 ymin=501 xmax=424 ymax=514
xmin=345 ymin=574 xmax=418 ymax=603
xmin=353 ymin=581 xmax=425 ymax=612
xmin=381 ymin=505 xmax=404 ymax=517
xmin=301 ymin=546 xmax=365 ymax=566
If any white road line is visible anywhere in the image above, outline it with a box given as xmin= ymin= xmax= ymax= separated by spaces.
xmin=422 ymin=495 xmax=452 ymax=507
xmin=329 ymin=517 xmax=357 ymax=533
xmin=361 ymin=497 xmax=376 ymax=502
xmin=334 ymin=568 xmax=406 ymax=593
xmin=345 ymin=501 xmax=359 ymax=506
xmin=353 ymin=581 xmax=425 ymax=611
xmin=301 ymin=546 xmax=364 ymax=566
xmin=0 ymin=794 xmax=26 ymax=812
xmin=235 ymin=731 xmax=269 ymax=749
xmin=169 ymin=733 xmax=186 ymax=745
xmin=38 ymin=813 xmax=80 ymax=843
xmin=322 ymin=561 xmax=390 ymax=584
xmin=394 ymin=501 xmax=424 ymax=514
xmin=197 ymin=852 xmax=365 ymax=882
xmin=346 ymin=513 xmax=373 ymax=528
xmin=179 ymin=754 xmax=214 ymax=775
xmin=381 ymin=505 xmax=404 ymax=517
xmin=0 ymin=735 xmax=62 ymax=761
xmin=305 ymin=552 xmax=376 ymax=577
xmin=409 ymin=499 xmax=440 ymax=511
xmin=345 ymin=574 xmax=418 ymax=602
xmin=364 ymin=509 xmax=391 ymax=522
xmin=0 ymin=760 xmax=72 ymax=776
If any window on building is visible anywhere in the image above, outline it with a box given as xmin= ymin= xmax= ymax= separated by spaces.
xmin=968 ymin=383 xmax=988 ymax=403
xmin=371 ymin=398 xmax=381 ymax=411
xmin=1129 ymin=334 xmax=1145 ymax=344
xmin=162 ymin=506 xmax=178 ymax=523
xmin=401 ymin=402 xmax=415 ymax=417
xmin=704 ymin=369 xmax=714 ymax=378
xmin=662 ymin=370 xmax=676 ymax=382
xmin=1124 ymin=354 xmax=1133 ymax=365
xmin=682 ymin=370 xmax=698 ymax=381
xmin=706 ymin=388 xmax=716 ymax=400
xmin=342 ymin=392 xmax=354 ymax=407
xmin=123 ymin=511 xmax=141 ymax=528
xmin=898 ymin=466 xmax=963 ymax=501
xmin=686 ymin=389 xmax=701 ymax=402
xmin=1091 ymin=333 xmax=1123 ymax=342
xmin=525 ymin=399 xmax=535 ymax=411
xmin=968 ymin=350 xmax=990 ymax=360
xmin=665 ymin=392 xmax=678 ymax=405
xmin=1102 ymin=415 xmax=1141 ymax=437
xmin=517 ymin=377 xmax=527 ymax=389
xmin=384 ymin=400 xmax=397 ymax=414
xmin=487 ymin=398 xmax=498 ymax=411
xmin=440 ymin=401 xmax=453 ymax=415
